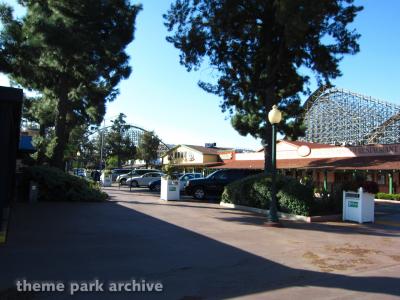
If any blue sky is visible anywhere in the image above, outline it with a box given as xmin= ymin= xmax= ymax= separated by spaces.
xmin=1 ymin=0 xmax=399 ymax=149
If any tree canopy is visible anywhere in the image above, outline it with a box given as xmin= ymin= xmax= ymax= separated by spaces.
xmin=105 ymin=113 xmax=137 ymax=168
xmin=164 ymin=0 xmax=362 ymax=169
xmin=0 ymin=0 xmax=141 ymax=169
xmin=137 ymin=131 xmax=160 ymax=168
xmin=22 ymin=95 xmax=57 ymax=163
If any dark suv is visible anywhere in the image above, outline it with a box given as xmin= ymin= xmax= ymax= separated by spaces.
xmin=185 ymin=169 xmax=261 ymax=200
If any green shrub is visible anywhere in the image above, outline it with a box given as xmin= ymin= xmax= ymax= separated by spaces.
xmin=24 ymin=165 xmax=108 ymax=202
xmin=277 ymin=177 xmax=313 ymax=216
xmin=221 ymin=173 xmax=313 ymax=216
xmin=375 ymin=192 xmax=400 ymax=200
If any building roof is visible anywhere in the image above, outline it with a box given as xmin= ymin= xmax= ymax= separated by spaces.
xmin=170 ymin=162 xmax=224 ymax=168
xmin=172 ymin=144 xmax=233 ymax=155
xmin=213 ymin=155 xmax=400 ymax=171
xmin=280 ymin=140 xmax=337 ymax=149
xmin=256 ymin=140 xmax=337 ymax=152
xmin=211 ymin=160 xmax=264 ymax=169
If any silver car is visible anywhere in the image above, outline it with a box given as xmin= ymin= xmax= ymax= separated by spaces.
xmin=117 ymin=169 xmax=155 ymax=185
xmin=126 ymin=172 xmax=165 ymax=187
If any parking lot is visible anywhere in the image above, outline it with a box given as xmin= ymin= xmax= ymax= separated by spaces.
xmin=0 ymin=185 xmax=399 ymax=299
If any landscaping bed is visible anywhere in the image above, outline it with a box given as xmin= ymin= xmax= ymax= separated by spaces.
xmin=221 ymin=173 xmax=342 ymax=218
xmin=23 ymin=165 xmax=108 ymax=202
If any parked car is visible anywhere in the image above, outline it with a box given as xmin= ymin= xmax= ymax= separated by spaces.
xmin=126 ymin=172 xmax=165 ymax=187
xmin=117 ymin=169 xmax=156 ymax=185
xmin=148 ymin=179 xmax=162 ymax=192
xmin=148 ymin=172 xmax=203 ymax=192
xmin=73 ymin=168 xmax=86 ymax=178
xmin=185 ymin=169 xmax=261 ymax=200
xmin=178 ymin=173 xmax=203 ymax=191
xmin=111 ymin=168 xmax=131 ymax=182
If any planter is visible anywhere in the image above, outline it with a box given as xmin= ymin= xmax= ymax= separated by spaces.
xmin=160 ymin=178 xmax=180 ymax=201
xmin=343 ymin=188 xmax=374 ymax=223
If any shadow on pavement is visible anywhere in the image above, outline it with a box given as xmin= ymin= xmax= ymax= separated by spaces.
xmin=0 ymin=199 xmax=398 ymax=299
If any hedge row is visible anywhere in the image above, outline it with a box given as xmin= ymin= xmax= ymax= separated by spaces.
xmin=375 ymin=192 xmax=400 ymax=201
xmin=221 ymin=173 xmax=314 ymax=216
xmin=24 ymin=165 xmax=108 ymax=202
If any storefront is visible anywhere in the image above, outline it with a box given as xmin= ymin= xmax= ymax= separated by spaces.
xmin=212 ymin=141 xmax=400 ymax=194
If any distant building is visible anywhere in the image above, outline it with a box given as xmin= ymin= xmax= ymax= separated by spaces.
xmin=162 ymin=144 xmax=237 ymax=174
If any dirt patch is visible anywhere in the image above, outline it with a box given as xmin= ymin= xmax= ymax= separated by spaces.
xmin=303 ymin=244 xmax=380 ymax=272
xmin=327 ymin=243 xmax=381 ymax=256
xmin=389 ymin=255 xmax=400 ymax=262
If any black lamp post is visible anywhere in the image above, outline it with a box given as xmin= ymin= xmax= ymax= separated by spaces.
xmin=268 ymin=105 xmax=282 ymax=223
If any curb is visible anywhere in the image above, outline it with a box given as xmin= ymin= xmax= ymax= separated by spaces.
xmin=219 ymin=202 xmax=341 ymax=223
xmin=375 ymin=199 xmax=400 ymax=204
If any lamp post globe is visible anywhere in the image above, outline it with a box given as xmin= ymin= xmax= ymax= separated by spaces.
xmin=268 ymin=105 xmax=282 ymax=124
xmin=268 ymin=105 xmax=281 ymax=225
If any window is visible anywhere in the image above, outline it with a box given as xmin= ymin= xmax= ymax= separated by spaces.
xmin=378 ymin=174 xmax=385 ymax=185
xmin=366 ymin=174 xmax=373 ymax=181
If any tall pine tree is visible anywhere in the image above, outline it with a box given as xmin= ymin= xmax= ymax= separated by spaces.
xmin=164 ymin=0 xmax=362 ymax=170
xmin=0 ymin=0 xmax=141 ymax=169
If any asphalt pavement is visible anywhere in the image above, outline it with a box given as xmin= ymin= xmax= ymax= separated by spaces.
xmin=0 ymin=186 xmax=399 ymax=299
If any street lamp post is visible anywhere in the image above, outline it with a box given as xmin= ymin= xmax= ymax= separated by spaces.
xmin=268 ymin=105 xmax=282 ymax=224
xmin=76 ymin=151 xmax=81 ymax=169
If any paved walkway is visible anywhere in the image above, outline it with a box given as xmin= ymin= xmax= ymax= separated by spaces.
xmin=0 ymin=186 xmax=399 ymax=299
xmin=375 ymin=200 xmax=400 ymax=227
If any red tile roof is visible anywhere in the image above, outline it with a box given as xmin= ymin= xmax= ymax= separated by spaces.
xmin=171 ymin=162 xmax=224 ymax=167
xmin=212 ymin=160 xmax=264 ymax=169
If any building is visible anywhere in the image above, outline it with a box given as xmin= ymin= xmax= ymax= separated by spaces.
xmin=211 ymin=140 xmax=400 ymax=194
xmin=163 ymin=87 xmax=400 ymax=193
xmin=162 ymin=144 xmax=236 ymax=174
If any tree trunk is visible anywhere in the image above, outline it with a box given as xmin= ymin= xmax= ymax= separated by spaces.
xmin=51 ymin=89 xmax=69 ymax=170
xmin=117 ymin=152 xmax=121 ymax=168
xmin=37 ymin=124 xmax=47 ymax=164
xmin=263 ymin=121 xmax=273 ymax=175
